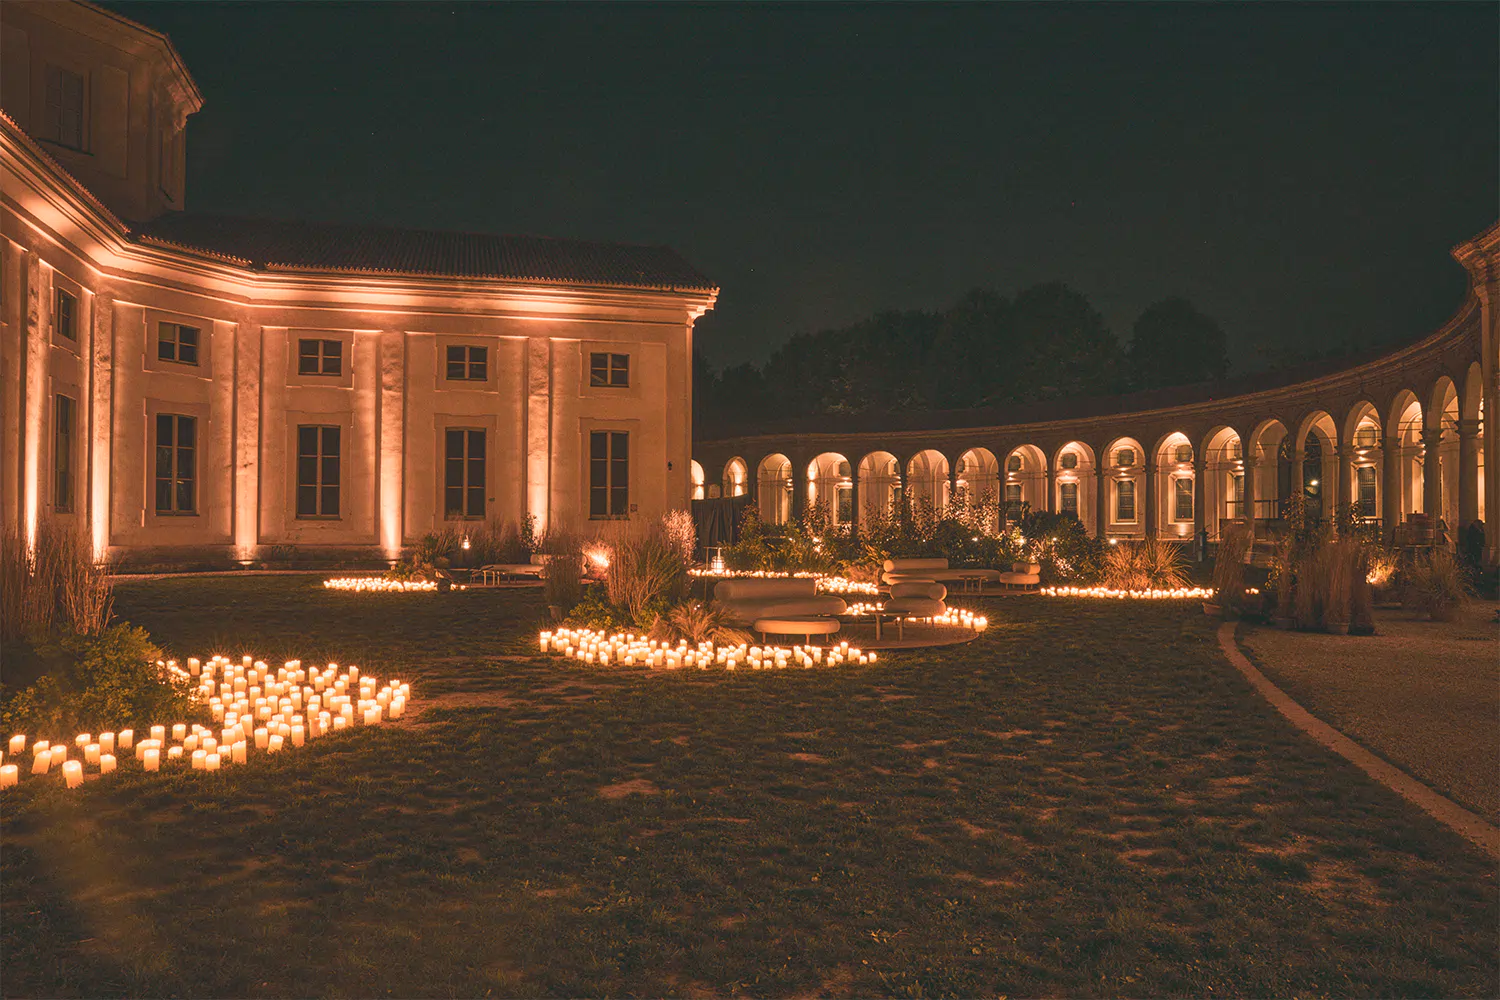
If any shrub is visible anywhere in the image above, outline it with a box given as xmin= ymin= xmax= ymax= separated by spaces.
xmin=0 ymin=624 xmax=190 ymax=737
xmin=1019 ymin=510 xmax=1103 ymax=583
xmin=1101 ymin=537 xmax=1189 ymax=591
xmin=1 ymin=521 xmax=112 ymax=644
xmin=605 ymin=525 xmax=688 ymax=622
xmin=1212 ymin=521 xmax=1253 ymax=610
xmin=464 ymin=520 xmax=531 ymax=567
xmin=649 ymin=600 xmax=751 ymax=646
xmin=1403 ymin=548 xmax=1470 ymax=622
xmin=540 ymin=525 xmax=584 ymax=612
xmin=562 ymin=586 xmax=633 ymax=633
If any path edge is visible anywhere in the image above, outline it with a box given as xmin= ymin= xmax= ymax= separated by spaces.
xmin=1215 ymin=621 xmax=1500 ymax=860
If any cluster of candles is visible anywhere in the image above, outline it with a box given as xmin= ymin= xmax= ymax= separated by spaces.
xmin=538 ymin=628 xmax=877 ymax=669
xmin=687 ymin=569 xmax=880 ymax=595
xmin=0 ymin=655 xmax=410 ymax=791
xmin=324 ymin=578 xmax=440 ymax=592
xmin=1040 ymin=585 xmax=1216 ymax=599
xmin=841 ymin=602 xmax=989 ymax=629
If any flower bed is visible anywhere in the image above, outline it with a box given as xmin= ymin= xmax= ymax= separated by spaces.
xmin=2 ymin=655 xmax=410 ymax=790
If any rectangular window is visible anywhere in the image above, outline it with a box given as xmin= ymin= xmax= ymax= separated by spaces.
xmin=295 ymin=425 xmax=341 ymax=518
xmin=445 ymin=345 xmax=488 ymax=381
xmin=1174 ymin=477 xmax=1194 ymax=521
xmin=157 ymin=322 xmax=200 ymax=365
xmin=297 ymin=339 xmax=343 ymax=376
xmin=1357 ymin=466 xmax=1377 ymax=517
xmin=1059 ymin=481 xmax=1079 ymax=516
xmin=45 ymin=66 xmax=86 ymax=150
xmin=154 ymin=414 xmax=196 ymax=515
xmin=55 ymin=288 xmax=77 ymax=341
xmin=589 ymin=352 xmax=629 ymax=387
xmin=1115 ymin=479 xmax=1136 ymax=522
xmin=589 ymin=430 xmax=629 ymax=517
xmin=54 ymin=394 xmax=75 ymax=513
xmin=836 ymin=483 xmax=854 ymax=524
xmin=444 ymin=429 xmax=486 ymax=519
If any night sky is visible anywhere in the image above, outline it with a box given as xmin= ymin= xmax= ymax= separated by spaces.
xmin=109 ymin=1 xmax=1496 ymax=373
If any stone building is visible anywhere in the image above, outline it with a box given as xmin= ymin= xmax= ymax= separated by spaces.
xmin=1 ymin=1 xmax=716 ymax=567
xmin=696 ymin=225 xmax=1500 ymax=571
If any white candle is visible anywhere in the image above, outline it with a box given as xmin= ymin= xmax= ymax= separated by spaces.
xmin=75 ymin=733 xmax=91 ymax=747
xmin=32 ymin=740 xmax=49 ymax=757
xmin=184 ymin=733 xmax=199 ymax=751
xmin=268 ymin=734 xmax=284 ymax=753
xmin=99 ymin=732 xmax=114 ymax=754
xmin=0 ymin=764 xmax=17 ymax=788
xmin=188 ymin=657 xmax=200 ymax=675
xmin=49 ymin=745 xmax=67 ymax=767
xmin=167 ymin=746 xmax=183 ymax=760
xmin=8 ymin=735 xmax=25 ymax=755
xmin=62 ymin=760 xmax=84 ymax=788
xmin=254 ymin=727 xmax=269 ymax=749
xmin=202 ymin=737 xmax=217 ymax=756
xmin=118 ymin=729 xmax=134 ymax=750
xmin=332 ymin=715 xmax=347 ymax=730
xmin=191 ymin=749 xmax=206 ymax=769
xmin=143 ymin=748 xmax=160 ymax=771
xmin=84 ymin=743 xmax=100 ymax=765
xmin=388 ymin=698 xmax=404 ymax=719
xmin=291 ymin=725 xmax=305 ymax=747
xmin=172 ymin=724 xmax=186 ymax=741
xmin=150 ymin=725 xmax=165 ymax=742
xmin=205 ymin=753 xmax=221 ymax=771
xmin=232 ymin=741 xmax=247 ymax=764
xmin=99 ymin=754 xmax=116 ymax=774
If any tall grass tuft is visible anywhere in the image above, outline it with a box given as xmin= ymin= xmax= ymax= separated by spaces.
xmin=649 ymin=600 xmax=750 ymax=646
xmin=1212 ymin=522 xmax=1253 ymax=610
xmin=661 ymin=509 xmax=697 ymax=566
xmin=1101 ymin=537 xmax=1189 ymax=591
xmin=606 ymin=524 xmax=689 ymax=623
xmin=1403 ymin=547 xmax=1470 ymax=622
xmin=1 ymin=521 xmax=112 ymax=643
xmin=539 ymin=524 xmax=584 ymax=612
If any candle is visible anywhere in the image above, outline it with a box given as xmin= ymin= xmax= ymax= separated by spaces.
xmin=49 ymin=745 xmax=67 ymax=767
xmin=202 ymin=737 xmax=217 ymax=757
xmin=184 ymin=733 xmax=199 ymax=751
xmin=8 ymin=735 xmax=24 ymax=755
xmin=172 ymin=724 xmax=186 ymax=741
xmin=75 ymin=733 xmax=91 ymax=747
xmin=291 ymin=725 xmax=305 ymax=747
xmin=118 ymin=729 xmax=134 ymax=750
xmin=84 ymin=743 xmax=100 ymax=765
xmin=143 ymin=748 xmax=160 ymax=772
xmin=0 ymin=764 xmax=17 ymax=788
xmin=99 ymin=754 xmax=116 ymax=774
xmin=167 ymin=746 xmax=183 ymax=760
xmin=100 ymin=732 xmax=114 ymax=754
xmin=62 ymin=760 xmax=83 ymax=788
xmin=32 ymin=740 xmax=49 ymax=757
xmin=333 ymin=716 xmax=347 ymax=731
xmin=268 ymin=734 xmax=284 ymax=753
xmin=254 ymin=727 xmax=269 ymax=749
xmin=205 ymin=753 xmax=221 ymax=771
xmin=191 ymin=750 xmax=206 ymax=769
xmin=232 ymin=741 xmax=247 ymax=764
xmin=150 ymin=725 xmax=165 ymax=742
xmin=188 ymin=657 xmax=200 ymax=675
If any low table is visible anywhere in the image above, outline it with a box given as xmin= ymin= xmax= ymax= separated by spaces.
xmin=753 ymin=615 xmax=841 ymax=645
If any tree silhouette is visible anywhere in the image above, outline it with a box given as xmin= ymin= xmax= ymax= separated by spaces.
xmin=1127 ymin=297 xmax=1228 ymax=390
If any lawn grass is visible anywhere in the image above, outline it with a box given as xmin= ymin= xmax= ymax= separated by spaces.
xmin=2 ymin=578 xmax=1496 ymax=998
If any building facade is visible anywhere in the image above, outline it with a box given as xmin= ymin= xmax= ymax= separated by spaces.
xmin=696 ymin=223 xmax=1500 ymax=570
xmin=2 ymin=1 xmax=716 ymax=567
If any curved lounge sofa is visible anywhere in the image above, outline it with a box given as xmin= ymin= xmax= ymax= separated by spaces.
xmin=713 ymin=578 xmax=848 ymax=625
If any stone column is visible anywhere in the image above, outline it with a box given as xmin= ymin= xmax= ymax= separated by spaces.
xmin=378 ymin=330 xmax=405 ymax=562
xmin=1192 ymin=450 xmax=1206 ymax=551
xmin=1382 ymin=435 xmax=1402 ymax=544
xmin=790 ymin=453 xmax=807 ymax=524
xmin=525 ymin=338 xmax=552 ymax=535
xmin=1094 ymin=457 xmax=1108 ymax=539
xmin=948 ymin=461 xmax=959 ymax=517
xmin=233 ymin=314 xmax=263 ymax=563
xmin=1241 ymin=456 xmax=1259 ymax=537
xmin=847 ymin=468 xmax=861 ymax=534
xmin=1044 ymin=463 xmax=1056 ymax=515
xmin=1421 ymin=428 xmax=1443 ymax=529
xmin=1142 ymin=461 xmax=1157 ymax=537
xmin=1458 ymin=418 xmax=1480 ymax=529
xmin=1335 ymin=443 xmax=1352 ymax=532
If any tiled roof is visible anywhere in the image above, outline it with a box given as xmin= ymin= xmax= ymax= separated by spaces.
xmin=130 ymin=212 xmax=716 ymax=292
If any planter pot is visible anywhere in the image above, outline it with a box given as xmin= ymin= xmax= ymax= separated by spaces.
xmin=1326 ymin=621 xmax=1351 ymax=635
xmin=548 ymin=604 xmax=564 ymax=623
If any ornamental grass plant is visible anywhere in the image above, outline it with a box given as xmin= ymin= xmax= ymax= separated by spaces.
xmin=1101 ymin=536 xmax=1190 ymax=592
xmin=1403 ymin=547 xmax=1470 ymax=622
xmin=1211 ymin=521 xmax=1253 ymax=611
xmin=0 ymin=520 xmax=112 ymax=644
xmin=604 ymin=523 xmax=688 ymax=623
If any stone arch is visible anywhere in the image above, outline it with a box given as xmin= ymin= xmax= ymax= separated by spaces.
xmin=1201 ymin=426 xmax=1244 ymax=539
xmin=1153 ymin=431 xmax=1196 ymax=538
xmin=722 ymin=457 xmax=748 ymax=499
xmin=757 ymin=453 xmax=793 ymax=525
xmin=1053 ymin=441 xmax=1097 ymax=535
xmin=857 ymin=450 xmax=901 ymax=526
xmin=1247 ymin=418 xmax=1289 ymax=523
xmin=906 ymin=449 xmax=951 ymax=515
xmin=1430 ymin=376 xmax=1460 ymax=530
xmin=1003 ymin=444 xmax=1047 ymax=520
xmin=690 ymin=460 xmax=705 ymax=501
xmin=955 ymin=447 xmax=1000 ymax=533
xmin=1103 ymin=436 xmax=1146 ymax=537
xmin=806 ymin=451 xmax=853 ymax=527
xmin=1387 ymin=390 xmax=1424 ymax=523
xmin=1293 ymin=411 xmax=1338 ymax=522
xmin=1342 ymin=402 xmax=1383 ymax=523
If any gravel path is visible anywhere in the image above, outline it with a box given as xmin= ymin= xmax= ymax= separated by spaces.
xmin=1242 ymin=601 xmax=1499 ymax=824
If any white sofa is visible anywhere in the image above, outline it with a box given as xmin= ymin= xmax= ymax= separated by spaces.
xmin=881 ymin=557 xmax=1004 ymax=592
xmin=713 ymin=578 xmax=848 ymax=624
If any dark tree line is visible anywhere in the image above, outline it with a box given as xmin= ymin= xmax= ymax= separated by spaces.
xmin=696 ymin=283 xmax=1229 ymax=431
